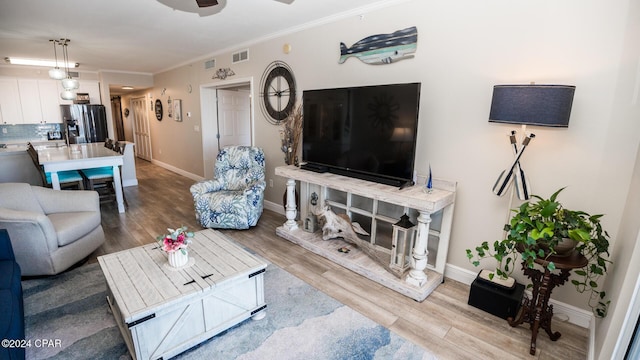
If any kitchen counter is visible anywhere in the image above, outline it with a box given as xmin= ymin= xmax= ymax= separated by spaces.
xmin=0 ymin=140 xmax=66 ymax=185
xmin=0 ymin=140 xmax=66 ymax=155
xmin=0 ymin=145 xmax=28 ymax=154
xmin=1 ymin=140 xmax=137 ymax=189
xmin=0 ymin=150 xmax=41 ymax=185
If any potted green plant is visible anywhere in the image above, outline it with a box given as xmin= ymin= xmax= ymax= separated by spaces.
xmin=466 ymin=187 xmax=612 ymax=317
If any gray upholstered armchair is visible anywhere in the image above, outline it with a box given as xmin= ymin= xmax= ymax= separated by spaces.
xmin=190 ymin=146 xmax=266 ymax=229
xmin=0 ymin=183 xmax=105 ymax=276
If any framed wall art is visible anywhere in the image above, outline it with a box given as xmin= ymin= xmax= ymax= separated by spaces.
xmin=174 ymin=99 xmax=182 ymax=122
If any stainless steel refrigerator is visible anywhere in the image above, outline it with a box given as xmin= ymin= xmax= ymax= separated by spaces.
xmin=60 ymin=104 xmax=108 ymax=144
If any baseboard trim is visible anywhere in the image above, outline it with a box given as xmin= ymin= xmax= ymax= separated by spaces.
xmin=147 ymin=161 xmax=284 ymax=216
xmin=264 ymin=199 xmax=285 ymax=215
xmin=444 ymin=264 xmax=595 ymax=329
xmin=123 ymin=179 xmax=138 ymax=187
xmin=150 ymin=159 xmax=205 ymax=182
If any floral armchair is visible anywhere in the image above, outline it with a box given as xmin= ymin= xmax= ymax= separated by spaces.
xmin=190 ymin=146 xmax=266 ymax=229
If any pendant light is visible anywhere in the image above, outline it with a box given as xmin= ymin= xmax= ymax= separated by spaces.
xmin=59 ymin=39 xmax=78 ymax=100
xmin=48 ymin=39 xmax=65 ymax=80
xmin=60 ymin=39 xmax=79 ymax=91
xmin=60 ymin=89 xmax=77 ymax=101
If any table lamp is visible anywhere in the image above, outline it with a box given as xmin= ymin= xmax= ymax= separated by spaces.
xmin=489 ymin=84 xmax=575 ymax=200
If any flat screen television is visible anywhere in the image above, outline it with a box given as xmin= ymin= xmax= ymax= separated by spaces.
xmin=301 ymin=82 xmax=421 ymax=188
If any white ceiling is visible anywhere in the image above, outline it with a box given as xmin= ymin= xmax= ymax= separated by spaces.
xmin=0 ymin=0 xmax=396 ymax=75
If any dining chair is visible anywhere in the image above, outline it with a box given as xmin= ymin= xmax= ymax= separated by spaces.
xmin=85 ymin=139 xmax=116 ymax=177
xmin=80 ymin=141 xmax=126 ymax=205
xmin=26 ymin=143 xmax=84 ymax=190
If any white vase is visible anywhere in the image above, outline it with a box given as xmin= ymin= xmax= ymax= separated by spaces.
xmin=168 ymin=249 xmax=189 ymax=268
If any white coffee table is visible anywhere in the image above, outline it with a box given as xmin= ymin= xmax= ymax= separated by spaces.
xmin=98 ymin=229 xmax=267 ymax=360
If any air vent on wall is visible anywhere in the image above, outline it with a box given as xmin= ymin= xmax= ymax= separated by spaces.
xmin=232 ymin=50 xmax=249 ymax=64
xmin=68 ymin=71 xmax=79 ymax=78
xmin=204 ymin=59 xmax=216 ymax=69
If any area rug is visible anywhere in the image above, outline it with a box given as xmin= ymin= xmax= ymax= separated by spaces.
xmin=22 ymin=259 xmax=435 ymax=360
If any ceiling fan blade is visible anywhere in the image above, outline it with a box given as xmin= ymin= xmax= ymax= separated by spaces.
xmin=196 ymin=0 xmax=218 ymax=7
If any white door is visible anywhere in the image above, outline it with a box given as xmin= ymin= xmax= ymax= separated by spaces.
xmin=131 ymin=97 xmax=152 ymax=161
xmin=200 ymin=79 xmax=254 ymax=180
xmin=216 ymin=89 xmax=251 ymax=149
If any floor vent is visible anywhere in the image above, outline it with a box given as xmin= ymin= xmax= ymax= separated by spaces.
xmin=232 ymin=50 xmax=249 ymax=64
xmin=204 ymin=59 xmax=216 ymax=69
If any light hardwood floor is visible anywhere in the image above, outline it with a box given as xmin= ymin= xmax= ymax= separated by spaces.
xmin=92 ymin=159 xmax=588 ymax=360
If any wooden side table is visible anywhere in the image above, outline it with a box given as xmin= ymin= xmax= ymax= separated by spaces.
xmin=507 ymin=250 xmax=588 ymax=355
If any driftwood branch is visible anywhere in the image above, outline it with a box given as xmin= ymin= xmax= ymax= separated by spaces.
xmin=313 ymin=203 xmax=403 ymax=278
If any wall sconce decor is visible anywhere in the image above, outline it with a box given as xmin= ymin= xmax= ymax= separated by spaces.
xmin=390 ymin=214 xmax=417 ymax=274
xmin=212 ymin=68 xmax=236 ymax=80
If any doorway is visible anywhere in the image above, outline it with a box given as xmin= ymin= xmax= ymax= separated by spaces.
xmin=131 ymin=96 xmax=152 ymax=161
xmin=216 ymin=88 xmax=251 ymax=149
xmin=110 ymin=96 xmax=126 ymax=141
xmin=200 ymin=77 xmax=254 ymax=179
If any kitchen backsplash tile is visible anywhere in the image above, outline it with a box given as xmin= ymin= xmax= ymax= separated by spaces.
xmin=0 ymin=123 xmax=63 ymax=143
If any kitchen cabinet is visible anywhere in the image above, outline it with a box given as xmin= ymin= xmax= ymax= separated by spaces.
xmin=58 ymin=80 xmax=102 ymax=105
xmin=0 ymin=78 xmax=23 ymax=124
xmin=0 ymin=77 xmax=100 ymax=125
xmin=38 ymin=80 xmax=63 ymax=123
xmin=17 ymin=79 xmax=62 ymax=124
xmin=18 ymin=79 xmax=42 ymax=123
xmin=80 ymin=81 xmax=102 ymax=104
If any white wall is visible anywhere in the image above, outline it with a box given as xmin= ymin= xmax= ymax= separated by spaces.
xmin=593 ymin=0 xmax=640 ymax=357
xmin=149 ymin=1 xmax=640 ymax=357
xmin=598 ymin=145 xmax=640 ymax=359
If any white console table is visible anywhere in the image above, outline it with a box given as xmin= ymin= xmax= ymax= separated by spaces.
xmin=275 ymin=165 xmax=456 ymax=301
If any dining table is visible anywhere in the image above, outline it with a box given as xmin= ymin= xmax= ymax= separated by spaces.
xmin=37 ymin=143 xmax=126 ymax=213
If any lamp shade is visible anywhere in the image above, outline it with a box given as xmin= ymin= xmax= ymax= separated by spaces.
xmin=48 ymin=67 xmax=65 ymax=80
xmin=488 ymin=85 xmax=575 ymax=127
xmin=60 ymin=89 xmax=77 ymax=101
xmin=61 ymin=78 xmax=79 ymax=90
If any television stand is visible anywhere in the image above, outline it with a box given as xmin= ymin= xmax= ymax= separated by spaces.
xmin=398 ymin=180 xmax=414 ymax=190
xmin=274 ymin=165 xmax=456 ymax=301
xmin=327 ymin=167 xmax=406 ymax=187
xmin=299 ymin=163 xmax=328 ymax=173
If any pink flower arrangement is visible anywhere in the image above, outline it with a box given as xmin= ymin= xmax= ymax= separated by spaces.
xmin=157 ymin=226 xmax=194 ymax=254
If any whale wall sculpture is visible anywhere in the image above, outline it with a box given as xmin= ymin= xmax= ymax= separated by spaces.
xmin=339 ymin=26 xmax=417 ymax=65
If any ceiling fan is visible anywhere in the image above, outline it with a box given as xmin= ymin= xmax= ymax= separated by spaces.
xmin=195 ymin=0 xmax=218 ymax=7
xmin=195 ymin=0 xmax=293 ymax=7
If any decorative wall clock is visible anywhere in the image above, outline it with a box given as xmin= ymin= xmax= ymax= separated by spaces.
xmin=259 ymin=61 xmax=296 ymax=125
